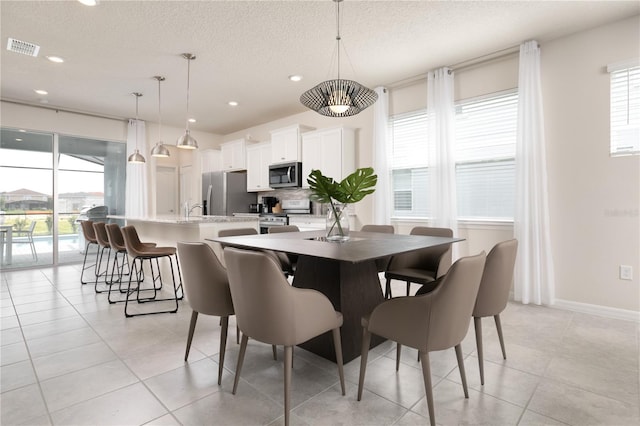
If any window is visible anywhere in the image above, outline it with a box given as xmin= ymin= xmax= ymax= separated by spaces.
xmin=608 ymin=62 xmax=640 ymax=156
xmin=389 ymin=90 xmax=518 ymax=220
xmin=455 ymin=91 xmax=517 ymax=219
xmin=389 ymin=112 xmax=430 ymax=217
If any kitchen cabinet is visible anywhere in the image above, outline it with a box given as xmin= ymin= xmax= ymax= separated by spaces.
xmin=270 ymin=125 xmax=314 ymax=165
xmin=201 ymin=149 xmax=221 ymax=173
xmin=301 ymin=127 xmax=355 ymax=187
xmin=288 ymin=215 xmax=325 ymax=232
xmin=246 ymin=142 xmax=272 ymax=192
xmin=288 ymin=214 xmax=357 ymax=232
xmin=221 ymin=138 xmax=248 ymax=171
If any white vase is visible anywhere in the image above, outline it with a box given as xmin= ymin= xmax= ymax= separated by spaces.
xmin=326 ymin=203 xmax=349 ymax=242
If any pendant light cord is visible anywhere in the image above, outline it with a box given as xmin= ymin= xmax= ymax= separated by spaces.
xmin=134 ymin=92 xmax=141 ymax=150
xmin=157 ymin=78 xmax=163 ymax=140
xmin=186 ymin=56 xmax=191 ymax=131
xmin=335 ymin=0 xmax=341 ymax=81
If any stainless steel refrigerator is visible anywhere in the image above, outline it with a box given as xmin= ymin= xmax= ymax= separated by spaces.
xmin=202 ymin=171 xmax=256 ymax=216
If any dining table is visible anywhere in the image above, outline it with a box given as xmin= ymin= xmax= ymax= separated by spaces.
xmin=0 ymin=225 xmax=13 ymax=266
xmin=209 ymin=230 xmax=464 ymax=362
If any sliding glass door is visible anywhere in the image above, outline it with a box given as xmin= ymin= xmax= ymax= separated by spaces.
xmin=0 ymin=128 xmax=126 ymax=269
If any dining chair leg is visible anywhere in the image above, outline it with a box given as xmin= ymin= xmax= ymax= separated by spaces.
xmin=284 ymin=345 xmax=293 ymax=426
xmin=184 ymin=311 xmax=198 ymax=361
xmin=406 ymin=281 xmax=410 ymax=296
xmin=384 ymin=278 xmax=392 ymax=299
xmin=357 ymin=328 xmax=372 ymax=401
xmin=494 ymin=314 xmax=507 ymax=359
xmin=396 ymin=343 xmax=402 ymax=371
xmin=272 ymin=344 xmax=278 ymax=361
xmin=419 ymin=350 xmax=436 ymax=426
xmin=218 ymin=316 xmax=229 ymax=386
xmin=332 ymin=328 xmax=345 ymax=395
xmin=455 ymin=344 xmax=469 ymax=398
xmin=233 ymin=334 xmax=249 ymax=395
xmin=474 ymin=316 xmax=484 ymax=385
xmin=236 ymin=325 xmax=240 ymax=344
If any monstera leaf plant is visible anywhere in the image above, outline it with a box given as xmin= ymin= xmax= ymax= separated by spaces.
xmin=307 ymin=167 xmax=377 ymax=240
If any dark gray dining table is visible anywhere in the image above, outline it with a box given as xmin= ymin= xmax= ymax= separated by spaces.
xmin=209 ymin=230 xmax=463 ymax=362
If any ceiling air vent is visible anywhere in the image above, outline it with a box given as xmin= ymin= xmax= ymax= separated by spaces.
xmin=6 ymin=38 xmax=40 ymax=57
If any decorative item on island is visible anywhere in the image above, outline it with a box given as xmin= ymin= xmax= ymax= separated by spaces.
xmin=307 ymin=167 xmax=377 ymax=242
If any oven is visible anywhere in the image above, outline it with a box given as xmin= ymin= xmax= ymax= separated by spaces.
xmin=258 ymin=214 xmax=288 ymax=234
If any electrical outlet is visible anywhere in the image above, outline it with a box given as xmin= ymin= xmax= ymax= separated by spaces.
xmin=619 ymin=265 xmax=633 ymax=281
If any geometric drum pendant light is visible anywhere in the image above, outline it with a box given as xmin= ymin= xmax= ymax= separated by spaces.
xmin=300 ymin=0 xmax=377 ymax=117
xmin=151 ymin=75 xmax=170 ymax=157
xmin=176 ymin=53 xmax=198 ymax=149
xmin=127 ymin=92 xmax=146 ymax=164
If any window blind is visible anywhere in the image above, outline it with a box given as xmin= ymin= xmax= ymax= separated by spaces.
xmin=610 ymin=65 xmax=640 ymax=156
xmin=389 ymin=90 xmax=518 ymax=220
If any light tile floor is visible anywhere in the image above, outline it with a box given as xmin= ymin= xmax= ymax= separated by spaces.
xmin=1 ymin=264 xmax=639 ymax=425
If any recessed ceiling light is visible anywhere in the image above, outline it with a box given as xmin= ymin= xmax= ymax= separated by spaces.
xmin=289 ymin=75 xmax=303 ymax=82
xmin=15 ymin=138 xmax=22 ymax=142
xmin=18 ymin=129 xmax=26 ymax=132
xmin=34 ymin=89 xmax=48 ymax=95
xmin=77 ymin=0 xmax=99 ymax=6
xmin=46 ymin=56 xmax=64 ymax=63
xmin=228 ymin=101 xmax=238 ymax=107
xmin=188 ymin=118 xmax=196 ymax=123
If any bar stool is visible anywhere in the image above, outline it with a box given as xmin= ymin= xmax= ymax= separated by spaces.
xmin=120 ymin=225 xmax=183 ymax=317
xmin=79 ymin=220 xmax=99 ymax=285
xmin=92 ymin=222 xmax=114 ymax=293
xmin=104 ymin=223 xmax=134 ymax=302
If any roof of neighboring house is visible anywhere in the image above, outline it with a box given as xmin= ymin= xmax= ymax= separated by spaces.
xmin=2 ymin=188 xmax=49 ymax=197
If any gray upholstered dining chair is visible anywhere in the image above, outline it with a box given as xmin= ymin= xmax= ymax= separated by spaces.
xmin=473 ymin=239 xmax=518 ymax=385
xmin=384 ymin=226 xmax=453 ymax=298
xmin=357 ymin=252 xmax=486 ymax=426
xmin=224 ymin=247 xmax=345 ymax=426
xmin=268 ymin=225 xmax=300 ymax=276
xmin=360 ymin=224 xmax=395 ymax=272
xmin=177 ymin=242 xmax=235 ymax=385
xmin=219 ymin=227 xmax=294 ymax=278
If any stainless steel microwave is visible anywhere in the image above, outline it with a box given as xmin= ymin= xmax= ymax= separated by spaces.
xmin=268 ymin=162 xmax=302 ymax=188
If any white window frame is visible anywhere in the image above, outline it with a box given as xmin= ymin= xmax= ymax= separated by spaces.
xmin=388 ymin=89 xmax=518 ymax=222
xmin=608 ymin=60 xmax=640 ymax=157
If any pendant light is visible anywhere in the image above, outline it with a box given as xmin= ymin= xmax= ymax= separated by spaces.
xmin=176 ymin=53 xmax=198 ymax=149
xmin=127 ymin=92 xmax=145 ymax=164
xmin=300 ymin=0 xmax=377 ymax=117
xmin=150 ymin=76 xmax=170 ymax=158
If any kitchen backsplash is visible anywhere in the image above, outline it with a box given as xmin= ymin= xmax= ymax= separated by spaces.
xmin=258 ymin=188 xmax=323 ymax=215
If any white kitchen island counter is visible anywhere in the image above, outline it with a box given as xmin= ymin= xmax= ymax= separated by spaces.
xmin=108 ymin=215 xmax=259 ymax=260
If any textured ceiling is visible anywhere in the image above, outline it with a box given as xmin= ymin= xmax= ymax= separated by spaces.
xmin=1 ymin=0 xmax=638 ymax=135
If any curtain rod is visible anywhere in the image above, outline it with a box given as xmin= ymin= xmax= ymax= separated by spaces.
xmin=388 ymin=44 xmax=525 ymax=90
xmin=1 ymin=98 xmax=127 ymax=123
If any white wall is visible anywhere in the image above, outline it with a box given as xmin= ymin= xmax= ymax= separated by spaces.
xmin=542 ymin=16 xmax=639 ymax=312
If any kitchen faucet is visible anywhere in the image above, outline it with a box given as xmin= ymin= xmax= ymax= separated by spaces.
xmin=184 ymin=202 xmax=203 ymax=220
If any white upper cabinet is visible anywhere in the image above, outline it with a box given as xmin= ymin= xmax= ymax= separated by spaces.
xmin=270 ymin=125 xmax=315 ymax=165
xmin=302 ymin=127 xmax=355 ymax=188
xmin=220 ymin=138 xmax=248 ymax=171
xmin=246 ymin=142 xmax=272 ymax=192
xmin=201 ymin=149 xmax=221 ymax=173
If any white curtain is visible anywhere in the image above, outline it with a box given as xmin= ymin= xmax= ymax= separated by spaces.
xmin=427 ymin=68 xmax=458 ymax=237
xmin=514 ymin=40 xmax=555 ymax=305
xmin=372 ymin=86 xmax=391 ymax=225
xmin=125 ymin=119 xmax=148 ymax=218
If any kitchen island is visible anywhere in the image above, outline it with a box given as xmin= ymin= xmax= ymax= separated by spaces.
xmin=108 ymin=215 xmax=259 ymax=260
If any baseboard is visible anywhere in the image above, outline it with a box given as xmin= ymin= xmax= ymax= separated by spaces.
xmin=553 ymin=299 xmax=640 ymax=323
